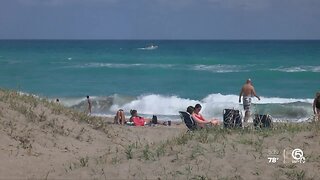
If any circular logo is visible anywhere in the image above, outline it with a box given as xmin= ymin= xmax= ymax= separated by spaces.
xmin=292 ymin=148 xmax=304 ymax=160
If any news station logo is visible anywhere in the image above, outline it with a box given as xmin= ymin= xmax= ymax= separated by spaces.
xmin=267 ymin=148 xmax=306 ymax=164
xmin=283 ymin=148 xmax=306 ymax=164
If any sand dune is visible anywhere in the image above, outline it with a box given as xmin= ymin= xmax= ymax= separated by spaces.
xmin=0 ymin=89 xmax=319 ymax=179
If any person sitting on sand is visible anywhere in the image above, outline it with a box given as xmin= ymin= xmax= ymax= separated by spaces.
xmin=313 ymin=92 xmax=320 ymax=121
xmin=114 ymin=109 xmax=126 ymax=125
xmin=192 ymin=104 xmax=220 ymax=128
xmin=129 ymin=110 xmax=150 ymax=126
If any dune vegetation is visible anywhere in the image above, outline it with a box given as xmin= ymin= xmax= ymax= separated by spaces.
xmin=0 ymin=89 xmax=319 ymax=179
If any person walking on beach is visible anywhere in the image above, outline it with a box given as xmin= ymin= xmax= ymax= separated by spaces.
xmin=87 ymin=95 xmax=92 ymax=114
xmin=313 ymin=92 xmax=320 ymax=121
xmin=239 ymin=79 xmax=260 ymax=123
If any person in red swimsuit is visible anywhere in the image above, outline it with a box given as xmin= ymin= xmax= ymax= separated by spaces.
xmin=192 ymin=104 xmax=220 ymax=128
xmin=129 ymin=110 xmax=151 ymax=126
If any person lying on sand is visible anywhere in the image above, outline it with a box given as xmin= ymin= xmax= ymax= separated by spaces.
xmin=128 ymin=110 xmax=151 ymax=126
xmin=114 ymin=109 xmax=126 ymax=125
xmin=192 ymin=104 xmax=220 ymax=128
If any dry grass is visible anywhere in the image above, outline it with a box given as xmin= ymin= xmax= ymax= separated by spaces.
xmin=0 ymin=88 xmax=319 ymax=179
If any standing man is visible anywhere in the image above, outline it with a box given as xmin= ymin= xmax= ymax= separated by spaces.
xmin=313 ymin=92 xmax=320 ymax=121
xmin=87 ymin=95 xmax=92 ymax=114
xmin=239 ymin=79 xmax=260 ymax=122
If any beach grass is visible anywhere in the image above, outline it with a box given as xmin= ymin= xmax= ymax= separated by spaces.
xmin=0 ymin=88 xmax=319 ymax=179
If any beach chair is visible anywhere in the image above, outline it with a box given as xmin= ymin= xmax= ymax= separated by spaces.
xmin=223 ymin=109 xmax=242 ymax=128
xmin=179 ymin=111 xmax=197 ymax=131
xmin=253 ymin=114 xmax=273 ymax=128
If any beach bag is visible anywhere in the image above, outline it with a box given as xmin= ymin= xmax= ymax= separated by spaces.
xmin=253 ymin=114 xmax=272 ymax=128
xmin=132 ymin=116 xmax=145 ymax=126
xmin=223 ymin=109 xmax=242 ymax=128
xmin=152 ymin=115 xmax=158 ymax=124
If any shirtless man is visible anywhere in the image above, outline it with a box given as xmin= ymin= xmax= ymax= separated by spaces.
xmin=239 ymin=79 xmax=260 ymax=122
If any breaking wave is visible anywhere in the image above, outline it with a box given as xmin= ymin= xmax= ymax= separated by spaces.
xmin=62 ymin=93 xmax=314 ymax=122
xmin=64 ymin=62 xmax=320 ymax=74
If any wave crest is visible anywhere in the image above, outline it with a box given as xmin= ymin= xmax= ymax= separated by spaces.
xmin=193 ymin=64 xmax=247 ymax=73
xmin=271 ymin=66 xmax=320 ymax=73
xmin=64 ymin=93 xmax=313 ymax=122
xmin=65 ymin=62 xmax=320 ymax=74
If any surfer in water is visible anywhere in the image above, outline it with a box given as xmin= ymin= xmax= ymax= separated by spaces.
xmin=239 ymin=79 xmax=260 ymax=123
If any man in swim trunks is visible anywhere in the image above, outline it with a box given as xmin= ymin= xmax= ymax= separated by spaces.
xmin=239 ymin=79 xmax=260 ymax=122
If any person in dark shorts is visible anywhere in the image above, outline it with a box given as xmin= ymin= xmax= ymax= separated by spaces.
xmin=313 ymin=92 xmax=320 ymax=121
xmin=87 ymin=96 xmax=92 ymax=114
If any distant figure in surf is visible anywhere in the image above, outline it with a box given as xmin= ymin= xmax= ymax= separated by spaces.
xmin=313 ymin=92 xmax=320 ymax=121
xmin=56 ymin=98 xmax=60 ymax=103
xmin=239 ymin=79 xmax=260 ymax=123
xmin=87 ymin=95 xmax=92 ymax=114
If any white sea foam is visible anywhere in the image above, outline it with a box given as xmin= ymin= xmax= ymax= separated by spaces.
xmin=59 ymin=97 xmax=86 ymax=107
xmin=36 ymin=92 xmax=314 ymax=122
xmin=72 ymin=63 xmax=320 ymax=73
xmin=193 ymin=64 xmax=248 ymax=73
xmin=105 ymin=93 xmax=313 ymax=121
xmin=110 ymin=94 xmax=200 ymax=116
xmin=137 ymin=45 xmax=158 ymax=50
xmin=75 ymin=63 xmax=141 ymax=68
xmin=271 ymin=66 xmax=320 ymax=73
xmin=70 ymin=63 xmax=175 ymax=69
xmin=68 ymin=62 xmax=253 ymax=73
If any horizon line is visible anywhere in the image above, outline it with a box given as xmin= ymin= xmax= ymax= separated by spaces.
xmin=1 ymin=38 xmax=320 ymax=41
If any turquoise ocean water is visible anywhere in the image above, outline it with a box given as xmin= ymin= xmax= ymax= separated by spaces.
xmin=0 ymin=40 xmax=319 ymax=121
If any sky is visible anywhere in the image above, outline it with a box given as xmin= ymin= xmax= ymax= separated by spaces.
xmin=0 ymin=0 xmax=320 ymax=39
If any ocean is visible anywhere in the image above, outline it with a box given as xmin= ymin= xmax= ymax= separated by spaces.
xmin=0 ymin=40 xmax=319 ymax=122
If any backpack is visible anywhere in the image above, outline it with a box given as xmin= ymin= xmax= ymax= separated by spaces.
xmin=152 ymin=115 xmax=158 ymax=124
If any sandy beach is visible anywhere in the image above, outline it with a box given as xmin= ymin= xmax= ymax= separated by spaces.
xmin=0 ymin=89 xmax=319 ymax=179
